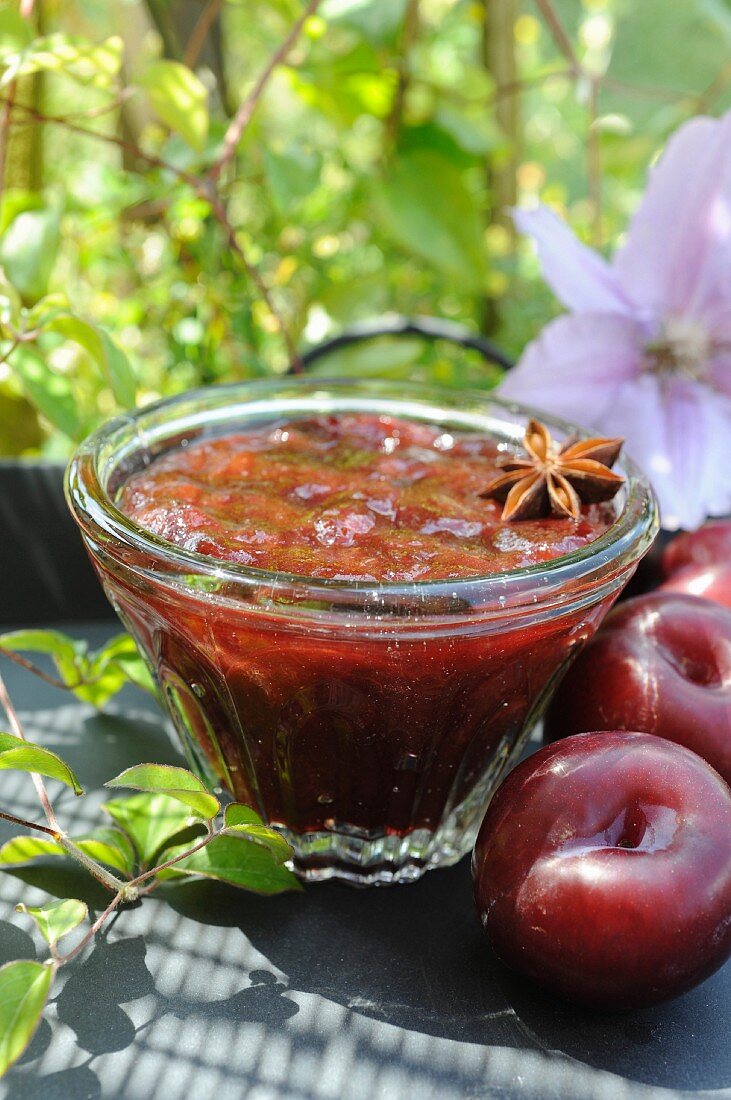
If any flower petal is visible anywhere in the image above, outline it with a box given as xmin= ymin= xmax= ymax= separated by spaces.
xmin=613 ymin=111 xmax=731 ymax=319
xmin=513 ymin=206 xmax=632 ymax=314
xmin=499 ymin=313 xmax=644 ymax=430
xmin=597 ymin=375 xmax=731 ymax=531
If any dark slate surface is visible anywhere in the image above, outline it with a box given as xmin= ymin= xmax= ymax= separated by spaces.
xmin=0 ymin=623 xmax=729 ymax=1100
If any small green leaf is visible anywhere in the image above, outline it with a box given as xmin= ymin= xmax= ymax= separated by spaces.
xmin=90 ymin=634 xmax=155 ymax=699
xmin=103 ymin=792 xmax=197 ymax=867
xmin=0 ymin=828 xmax=135 ymax=875
xmin=0 ymin=960 xmax=53 ymax=1077
xmin=0 ymin=836 xmax=62 ymax=867
xmin=377 ymin=149 xmax=488 ymax=289
xmin=159 ymin=834 xmax=300 ymax=894
xmin=105 ymin=764 xmax=219 ymax=820
xmin=0 ymin=34 xmax=123 ymax=88
xmin=223 ymin=804 xmax=265 ymax=828
xmin=0 ymin=629 xmax=152 ymax=708
xmin=222 ymin=804 xmax=291 ymax=861
xmin=16 ymin=899 xmax=87 ymax=948
xmin=74 ymin=828 xmax=136 ymax=875
xmin=7 ymin=346 xmax=80 ymax=438
xmin=264 ymin=144 xmax=321 ymax=215
xmin=141 ymin=60 xmax=209 ymax=153
xmin=320 ymin=0 xmax=409 ymax=43
xmin=0 ymin=201 xmax=61 ymax=304
xmin=222 ymin=824 xmax=293 ymax=864
xmin=0 ymin=732 xmax=82 ymax=794
xmin=45 ymin=315 xmax=137 ymax=406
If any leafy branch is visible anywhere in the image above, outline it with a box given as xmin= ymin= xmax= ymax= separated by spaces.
xmin=0 ymin=1 xmax=322 ymax=377
xmin=0 ymin=638 xmax=299 ymax=1078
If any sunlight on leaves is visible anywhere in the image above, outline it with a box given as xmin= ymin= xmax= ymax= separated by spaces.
xmin=0 ymin=630 xmax=154 ymax=708
xmin=0 ymin=732 xmax=82 ymax=795
xmin=141 ymin=60 xmax=209 ymax=153
xmin=0 ymin=961 xmax=53 ymax=1077
xmin=158 ymin=833 xmax=300 ymax=895
xmin=105 ymin=764 xmax=220 ymax=820
xmin=103 ymin=792 xmax=198 ymax=867
xmin=16 ymin=899 xmax=87 ymax=948
xmin=0 ymin=827 xmax=135 ymax=876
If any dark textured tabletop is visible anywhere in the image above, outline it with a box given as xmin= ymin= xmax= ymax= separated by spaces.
xmin=0 ymin=622 xmax=729 ymax=1100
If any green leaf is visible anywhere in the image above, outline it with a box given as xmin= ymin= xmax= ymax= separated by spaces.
xmin=0 ymin=10 xmax=33 ymax=54
xmin=7 ymin=346 xmax=80 ymax=438
xmin=16 ymin=899 xmax=87 ymax=948
xmin=74 ymin=828 xmax=136 ymax=875
xmin=141 ymin=60 xmax=209 ymax=153
xmin=0 ymin=630 xmax=152 ymax=708
xmin=159 ymin=833 xmax=300 ymax=894
xmin=0 ymin=828 xmax=135 ymax=876
xmin=45 ymin=315 xmax=137 ymax=406
xmin=0 ymin=732 xmax=82 ymax=795
xmin=0 ymin=201 xmax=61 ymax=304
xmin=223 ymin=804 xmax=292 ymax=862
xmin=0 ymin=960 xmax=53 ymax=1077
xmin=91 ymin=634 xmax=155 ymax=698
xmin=0 ymin=34 xmax=122 ymax=88
xmin=376 ymin=149 xmax=488 ymax=289
xmin=433 ymin=105 xmax=503 ymax=156
xmin=103 ymin=792 xmax=198 ymax=867
xmin=0 ymin=628 xmax=81 ymax=662
xmin=0 ymin=836 xmax=61 ymax=867
xmin=264 ymin=145 xmax=321 ymax=215
xmin=320 ymin=0 xmax=409 ymax=44
xmin=223 ymin=804 xmax=265 ymax=828
xmin=105 ymin=764 xmax=220 ymax=820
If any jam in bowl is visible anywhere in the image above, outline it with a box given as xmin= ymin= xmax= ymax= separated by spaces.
xmin=66 ymin=379 xmax=658 ymax=885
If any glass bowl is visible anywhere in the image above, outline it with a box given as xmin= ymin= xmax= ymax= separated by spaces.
xmin=66 ymin=379 xmax=658 ymax=886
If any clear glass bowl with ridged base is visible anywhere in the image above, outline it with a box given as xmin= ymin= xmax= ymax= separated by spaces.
xmin=66 ymin=379 xmax=658 ymax=886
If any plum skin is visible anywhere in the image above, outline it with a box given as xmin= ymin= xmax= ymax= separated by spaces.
xmin=472 ymin=731 xmax=731 ymax=1010
xmin=544 ymin=592 xmax=731 ymax=785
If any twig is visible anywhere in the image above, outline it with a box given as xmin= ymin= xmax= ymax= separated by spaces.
xmin=56 ymin=890 xmax=126 ymax=966
xmin=384 ymin=0 xmax=420 ymax=152
xmin=208 ymin=0 xmax=323 ymax=184
xmin=57 ymin=836 xmax=126 ymax=894
xmin=533 ymin=0 xmax=580 ymax=73
xmin=131 ymin=822 xmax=214 ymax=886
xmin=0 ymin=669 xmax=59 ymax=834
xmin=0 ymin=645 xmax=82 ymax=691
xmin=488 ymin=67 xmax=574 ymax=106
xmin=2 ymin=98 xmax=300 ymax=366
xmin=184 ymin=0 xmax=225 ymax=70
xmin=0 ymin=810 xmax=58 ymax=837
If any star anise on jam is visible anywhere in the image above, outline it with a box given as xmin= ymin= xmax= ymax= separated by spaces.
xmin=479 ymin=418 xmax=625 ymax=522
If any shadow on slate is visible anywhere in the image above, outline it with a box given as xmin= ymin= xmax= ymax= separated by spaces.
xmin=165 ymin=851 xmax=731 ymax=1094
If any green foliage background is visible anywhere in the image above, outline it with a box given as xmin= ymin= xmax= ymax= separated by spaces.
xmin=1 ymin=0 xmax=730 ymax=456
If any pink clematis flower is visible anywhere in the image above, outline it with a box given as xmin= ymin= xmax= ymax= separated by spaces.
xmin=499 ymin=111 xmax=731 ymax=530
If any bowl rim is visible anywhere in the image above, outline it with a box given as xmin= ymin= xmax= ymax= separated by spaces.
xmin=65 ymin=377 xmax=659 ymax=614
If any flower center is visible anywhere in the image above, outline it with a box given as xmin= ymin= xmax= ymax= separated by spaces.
xmin=644 ymin=317 xmax=710 ymax=381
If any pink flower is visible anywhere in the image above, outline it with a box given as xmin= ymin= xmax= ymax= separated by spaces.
xmin=499 ymin=112 xmax=731 ymax=530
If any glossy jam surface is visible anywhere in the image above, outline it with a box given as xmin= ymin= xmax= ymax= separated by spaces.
xmin=118 ymin=413 xmax=613 ymax=581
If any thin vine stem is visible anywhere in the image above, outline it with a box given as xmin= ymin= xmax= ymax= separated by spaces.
xmin=0 ymin=810 xmax=58 ymax=837
xmin=0 ymin=669 xmax=59 ymax=834
xmin=208 ymin=0 xmax=323 ymax=184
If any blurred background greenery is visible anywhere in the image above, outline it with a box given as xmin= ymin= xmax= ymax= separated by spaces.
xmin=0 ymin=0 xmax=730 ymax=457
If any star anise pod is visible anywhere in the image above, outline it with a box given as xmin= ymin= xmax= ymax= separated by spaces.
xmin=479 ymin=419 xmax=625 ymax=522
